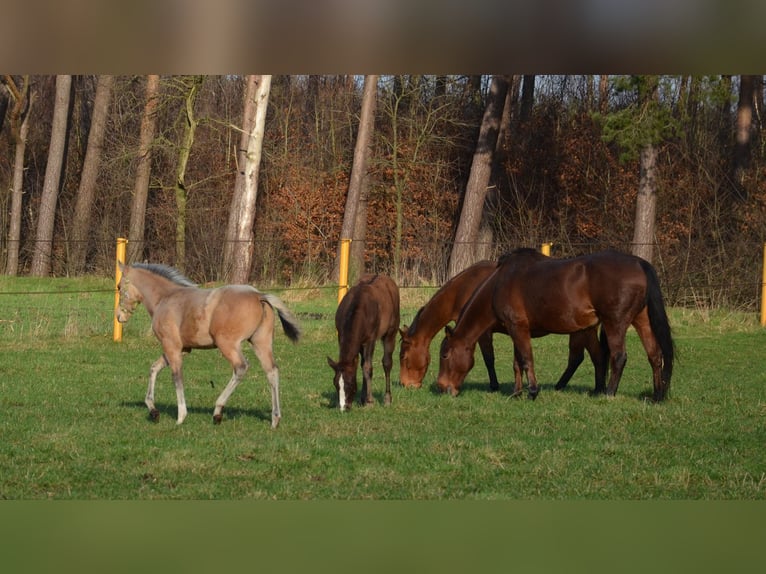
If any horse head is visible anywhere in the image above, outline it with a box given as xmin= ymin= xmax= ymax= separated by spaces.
xmin=327 ymin=356 xmax=359 ymax=411
xmin=436 ymin=325 xmax=474 ymax=396
xmin=116 ymin=265 xmax=142 ymax=323
xmin=398 ymin=326 xmax=429 ymax=388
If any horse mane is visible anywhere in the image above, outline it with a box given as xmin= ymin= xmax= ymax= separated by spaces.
xmin=132 ymin=263 xmax=197 ymax=287
xmin=407 ymin=307 xmax=425 ymax=335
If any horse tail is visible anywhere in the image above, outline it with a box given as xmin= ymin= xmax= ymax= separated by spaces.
xmin=639 ymin=259 xmax=675 ymax=394
xmin=261 ymin=293 xmax=302 ymax=343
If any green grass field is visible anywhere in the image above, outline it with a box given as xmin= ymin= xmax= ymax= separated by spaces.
xmin=1 ymin=276 xmax=764 ymax=499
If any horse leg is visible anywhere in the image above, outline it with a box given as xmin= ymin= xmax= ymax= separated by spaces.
xmin=511 ymin=345 xmax=524 ymax=398
xmin=250 ymin=334 xmax=282 ymax=429
xmin=381 ymin=332 xmax=395 ymax=406
xmin=164 ymin=350 xmax=187 ymax=425
xmin=554 ymin=332 xmax=586 ymax=391
xmin=213 ymin=344 xmax=249 ymax=424
xmin=632 ymin=309 xmax=665 ymax=401
xmin=145 ymin=355 xmax=168 ymax=422
xmin=589 ymin=327 xmax=610 ymax=395
xmin=602 ymin=325 xmax=629 ymax=397
xmin=478 ymin=330 xmax=499 ymax=392
xmin=361 ymin=343 xmax=375 ymax=406
xmin=512 ymin=329 xmax=540 ymax=400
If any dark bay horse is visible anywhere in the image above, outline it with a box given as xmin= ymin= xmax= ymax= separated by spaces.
xmin=116 ymin=263 xmax=301 ymax=427
xmin=438 ymin=249 xmax=674 ymax=401
xmin=399 ymin=259 xmax=603 ymax=393
xmin=327 ymin=274 xmax=400 ymax=411
xmin=436 ymin=257 xmax=603 ymax=397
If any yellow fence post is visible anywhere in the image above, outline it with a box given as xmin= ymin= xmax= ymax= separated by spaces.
xmin=338 ymin=238 xmax=352 ymax=305
xmin=541 ymin=242 xmax=552 ymax=256
xmin=114 ymin=238 xmax=128 ymax=342
xmin=761 ymin=243 xmax=766 ymax=327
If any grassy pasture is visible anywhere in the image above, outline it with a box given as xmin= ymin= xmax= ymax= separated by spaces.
xmin=0 ymin=275 xmax=764 ymax=499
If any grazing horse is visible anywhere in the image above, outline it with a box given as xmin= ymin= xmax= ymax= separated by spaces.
xmin=327 ymin=274 xmax=400 ymax=411
xmin=116 ymin=263 xmax=301 ymax=427
xmin=439 ymin=249 xmax=674 ymax=401
xmin=399 ymin=259 xmax=604 ymax=393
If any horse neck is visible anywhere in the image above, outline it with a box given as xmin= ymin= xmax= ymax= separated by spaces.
xmin=337 ymin=294 xmax=375 ymax=364
xmin=130 ymin=269 xmax=186 ymax=316
xmin=451 ymin=280 xmax=499 ymax=347
xmin=411 ymin=263 xmax=495 ymax=344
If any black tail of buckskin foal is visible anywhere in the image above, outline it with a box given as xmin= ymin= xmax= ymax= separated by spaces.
xmin=639 ymin=259 xmax=675 ymax=399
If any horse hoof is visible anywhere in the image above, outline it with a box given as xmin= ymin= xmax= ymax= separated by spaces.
xmin=149 ymin=409 xmax=160 ymax=422
xmin=271 ymin=416 xmax=281 ymax=429
xmin=510 ymin=391 xmax=523 ymax=399
xmin=213 ymin=414 xmax=223 ymax=425
xmin=384 ymin=394 xmax=392 ymax=406
xmin=527 ymin=389 xmax=539 ymax=400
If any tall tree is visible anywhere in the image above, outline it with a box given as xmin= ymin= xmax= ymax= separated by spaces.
xmin=733 ymin=75 xmax=757 ymax=197
xmin=69 ymin=75 xmax=114 ymax=274
xmin=448 ymin=75 xmax=508 ymax=278
xmin=30 ymin=75 xmax=72 ymax=276
xmin=222 ymin=74 xmax=271 ymax=283
xmin=598 ymin=76 xmax=678 ymax=264
xmin=334 ymin=75 xmax=378 ymax=283
xmin=3 ymin=75 xmax=33 ymax=276
xmin=172 ymin=75 xmax=204 ymax=272
xmin=126 ymin=75 xmax=161 ymax=263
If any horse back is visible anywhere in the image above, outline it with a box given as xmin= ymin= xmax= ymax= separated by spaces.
xmin=494 ymin=250 xmax=648 ymax=333
xmin=337 ymin=274 xmax=400 ymax=344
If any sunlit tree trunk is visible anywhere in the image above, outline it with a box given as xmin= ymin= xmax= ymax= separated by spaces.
xmin=223 ymin=74 xmax=271 ymax=283
xmin=31 ymin=75 xmax=72 ymax=277
xmin=631 ymin=76 xmax=659 ymax=264
xmin=448 ymin=75 xmax=508 ymax=278
xmin=69 ymin=75 xmax=114 ymax=274
xmin=126 ymin=75 xmax=161 ymax=263
xmin=334 ymin=74 xmax=377 ymax=283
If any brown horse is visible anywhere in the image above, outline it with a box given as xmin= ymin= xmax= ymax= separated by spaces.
xmin=438 ymin=249 xmax=674 ymax=401
xmin=327 ymin=274 xmax=400 ymax=411
xmin=399 ymin=259 xmax=604 ymax=393
xmin=116 ymin=263 xmax=301 ymax=427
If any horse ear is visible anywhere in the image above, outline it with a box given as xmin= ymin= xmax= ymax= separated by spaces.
xmin=399 ymin=326 xmax=409 ymax=339
xmin=327 ymin=356 xmax=338 ymax=370
xmin=444 ymin=325 xmax=455 ymax=338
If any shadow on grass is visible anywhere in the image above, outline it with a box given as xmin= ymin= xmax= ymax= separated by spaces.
xmin=119 ymin=400 xmax=272 ymax=424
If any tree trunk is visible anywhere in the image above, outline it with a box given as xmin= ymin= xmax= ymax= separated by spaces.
xmin=69 ymin=75 xmax=114 ymax=274
xmin=5 ymin=77 xmax=33 ymax=276
xmin=334 ymin=74 xmax=378 ymax=283
xmin=519 ymin=75 xmax=535 ymax=123
xmin=733 ymin=75 xmax=756 ymax=198
xmin=223 ymin=74 xmax=271 ymax=284
xmin=126 ymin=75 xmax=161 ymax=263
xmin=173 ymin=75 xmax=204 ymax=272
xmin=448 ymin=75 xmax=508 ymax=278
xmin=632 ymin=143 xmax=658 ymax=263
xmin=30 ymin=75 xmax=72 ymax=277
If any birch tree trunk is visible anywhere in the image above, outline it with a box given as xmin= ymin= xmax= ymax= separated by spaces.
xmin=222 ymin=74 xmax=271 ymax=283
xmin=126 ymin=75 xmax=160 ymax=263
xmin=448 ymin=75 xmax=508 ymax=278
xmin=334 ymin=74 xmax=378 ymax=283
xmin=5 ymin=77 xmax=33 ymax=276
xmin=69 ymin=75 xmax=114 ymax=274
xmin=30 ymin=75 xmax=72 ymax=277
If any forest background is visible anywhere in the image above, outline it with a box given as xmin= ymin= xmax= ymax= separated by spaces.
xmin=1 ymin=74 xmax=764 ymax=310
